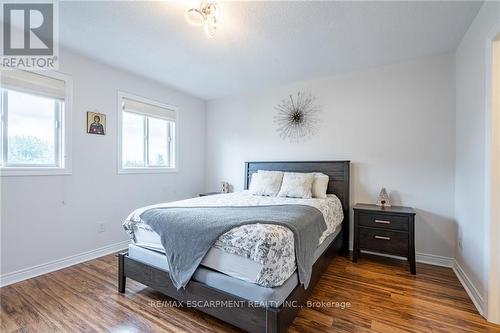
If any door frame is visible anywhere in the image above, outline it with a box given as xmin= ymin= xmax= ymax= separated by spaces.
xmin=484 ymin=23 xmax=500 ymax=325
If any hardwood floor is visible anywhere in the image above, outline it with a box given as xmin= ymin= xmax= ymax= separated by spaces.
xmin=1 ymin=253 xmax=499 ymax=333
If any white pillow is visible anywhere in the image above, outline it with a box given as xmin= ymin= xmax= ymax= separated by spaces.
xmin=311 ymin=173 xmax=329 ymax=198
xmin=277 ymin=172 xmax=315 ymax=199
xmin=249 ymin=170 xmax=284 ymax=196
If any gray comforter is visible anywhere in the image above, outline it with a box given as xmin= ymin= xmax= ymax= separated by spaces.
xmin=140 ymin=205 xmax=327 ymax=290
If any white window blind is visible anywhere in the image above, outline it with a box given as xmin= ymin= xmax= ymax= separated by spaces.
xmin=122 ymin=97 xmax=176 ymax=121
xmin=1 ymin=69 xmax=65 ymax=100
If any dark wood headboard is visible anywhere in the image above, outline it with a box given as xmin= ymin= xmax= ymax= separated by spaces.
xmin=244 ymin=161 xmax=350 ymax=251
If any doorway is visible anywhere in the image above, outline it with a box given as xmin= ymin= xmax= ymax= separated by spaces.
xmin=486 ymin=31 xmax=500 ymax=324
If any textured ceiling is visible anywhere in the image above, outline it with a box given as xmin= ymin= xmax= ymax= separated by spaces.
xmin=58 ymin=1 xmax=482 ymax=100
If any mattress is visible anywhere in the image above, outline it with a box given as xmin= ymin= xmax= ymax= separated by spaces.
xmin=127 ymin=226 xmax=341 ymax=308
xmin=124 ymin=191 xmax=344 ymax=287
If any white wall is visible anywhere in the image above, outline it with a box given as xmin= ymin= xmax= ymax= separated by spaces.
xmin=206 ymin=54 xmax=457 ymax=259
xmin=455 ymin=0 xmax=500 ymax=318
xmin=0 ymin=47 xmax=206 ymax=278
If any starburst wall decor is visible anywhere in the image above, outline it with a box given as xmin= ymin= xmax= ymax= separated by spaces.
xmin=274 ymin=92 xmax=321 ymax=142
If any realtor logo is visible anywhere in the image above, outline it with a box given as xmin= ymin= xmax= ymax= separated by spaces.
xmin=1 ymin=1 xmax=59 ymax=69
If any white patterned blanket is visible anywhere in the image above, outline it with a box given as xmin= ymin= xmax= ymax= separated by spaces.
xmin=123 ymin=191 xmax=343 ymax=287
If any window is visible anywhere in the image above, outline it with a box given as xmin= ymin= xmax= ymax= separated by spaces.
xmin=118 ymin=92 xmax=177 ymax=173
xmin=0 ymin=69 xmax=72 ymax=176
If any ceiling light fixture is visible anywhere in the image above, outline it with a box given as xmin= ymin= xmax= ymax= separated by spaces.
xmin=185 ymin=1 xmax=220 ymax=38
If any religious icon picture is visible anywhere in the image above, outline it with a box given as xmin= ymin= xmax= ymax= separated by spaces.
xmin=87 ymin=111 xmax=106 ymax=135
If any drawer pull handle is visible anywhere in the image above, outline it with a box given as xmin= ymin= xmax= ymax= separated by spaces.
xmin=374 ymin=236 xmax=391 ymax=240
xmin=374 ymin=219 xmax=391 ymax=224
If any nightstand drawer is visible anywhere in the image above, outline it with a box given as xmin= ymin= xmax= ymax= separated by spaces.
xmin=358 ymin=212 xmax=409 ymax=231
xmin=359 ymin=228 xmax=408 ymax=256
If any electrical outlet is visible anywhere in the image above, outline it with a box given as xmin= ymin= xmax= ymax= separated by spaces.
xmin=458 ymin=236 xmax=463 ymax=250
xmin=97 ymin=222 xmax=106 ymax=233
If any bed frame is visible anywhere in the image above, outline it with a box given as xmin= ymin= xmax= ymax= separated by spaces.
xmin=118 ymin=160 xmax=350 ymax=333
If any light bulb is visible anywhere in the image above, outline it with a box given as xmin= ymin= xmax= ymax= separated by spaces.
xmin=185 ymin=8 xmax=205 ymax=26
xmin=204 ymin=21 xmax=216 ymax=38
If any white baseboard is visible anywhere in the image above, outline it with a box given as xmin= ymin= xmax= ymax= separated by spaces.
xmin=0 ymin=240 xmax=130 ymax=287
xmin=453 ymin=260 xmax=485 ymax=316
xmin=357 ymin=250 xmax=454 ymax=267
xmin=416 ymin=252 xmax=454 ymax=267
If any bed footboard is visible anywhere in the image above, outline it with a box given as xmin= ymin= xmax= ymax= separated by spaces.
xmin=117 ymin=230 xmax=343 ymax=333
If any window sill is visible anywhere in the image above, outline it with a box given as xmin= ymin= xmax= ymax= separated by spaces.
xmin=0 ymin=167 xmax=72 ymax=176
xmin=118 ymin=167 xmax=178 ymax=175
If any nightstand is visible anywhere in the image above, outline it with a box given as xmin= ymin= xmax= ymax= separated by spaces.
xmin=199 ymin=192 xmax=223 ymax=197
xmin=353 ymin=203 xmax=416 ymax=274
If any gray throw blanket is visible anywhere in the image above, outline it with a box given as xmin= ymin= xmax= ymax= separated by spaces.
xmin=140 ymin=205 xmax=327 ymax=290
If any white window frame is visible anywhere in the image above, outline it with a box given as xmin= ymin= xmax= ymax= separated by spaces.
xmin=0 ymin=70 xmax=73 ymax=176
xmin=117 ymin=91 xmax=178 ymax=174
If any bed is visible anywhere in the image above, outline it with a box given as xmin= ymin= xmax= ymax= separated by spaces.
xmin=118 ymin=160 xmax=350 ymax=333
